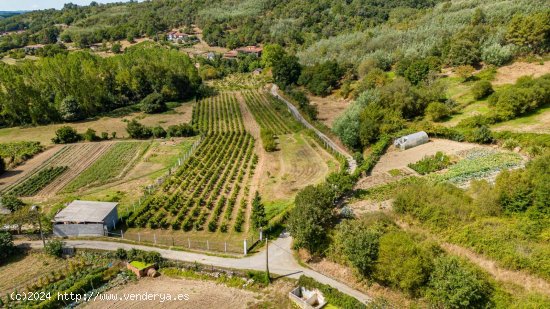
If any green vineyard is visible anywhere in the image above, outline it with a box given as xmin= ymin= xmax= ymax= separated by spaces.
xmin=8 ymin=166 xmax=68 ymax=197
xmin=192 ymin=93 xmax=244 ymax=133
xmin=127 ymin=94 xmax=257 ymax=233
xmin=242 ymin=90 xmax=297 ymax=134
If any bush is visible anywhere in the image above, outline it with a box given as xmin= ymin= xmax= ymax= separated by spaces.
xmin=408 ymin=152 xmax=451 ymax=175
xmin=467 ymin=125 xmax=493 ymax=144
xmin=426 ymin=102 xmax=451 ymax=122
xmin=0 ymin=231 xmax=15 ymax=264
xmin=336 ymin=220 xmax=381 ymax=276
xmin=260 ymin=129 xmax=277 ymax=152
xmin=374 ymin=231 xmax=433 ymax=295
xmin=0 ymin=156 xmax=4 ymax=175
xmin=471 ymin=80 xmax=494 ymax=100
xmin=52 ymin=126 xmax=82 ymax=144
xmin=115 ymin=248 xmax=127 ymax=260
xmin=152 ymin=126 xmax=167 ymax=138
xmin=126 ymin=120 xmax=152 ymax=139
xmin=83 ymin=128 xmax=99 ymax=142
xmin=481 ymin=43 xmax=514 ymax=66
xmin=140 ymin=92 xmax=167 ymax=114
xmin=44 ymin=239 xmax=64 ymax=257
xmin=167 ymin=123 xmax=196 ymax=137
xmin=427 ymin=256 xmax=493 ymax=309
xmin=0 ymin=195 xmax=25 ymax=212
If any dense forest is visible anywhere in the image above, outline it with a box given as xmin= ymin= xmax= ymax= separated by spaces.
xmin=0 ymin=43 xmax=201 ymax=126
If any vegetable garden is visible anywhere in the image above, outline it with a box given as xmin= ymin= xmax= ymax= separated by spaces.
xmin=7 ymin=166 xmax=68 ymax=197
xmin=63 ymin=142 xmax=149 ymax=192
xmin=127 ymin=95 xmax=258 ymax=233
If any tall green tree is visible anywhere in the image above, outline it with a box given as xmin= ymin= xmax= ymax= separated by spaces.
xmin=251 ymin=191 xmax=267 ymax=230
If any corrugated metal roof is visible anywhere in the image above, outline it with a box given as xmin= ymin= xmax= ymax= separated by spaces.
xmin=53 ymin=200 xmax=118 ymax=223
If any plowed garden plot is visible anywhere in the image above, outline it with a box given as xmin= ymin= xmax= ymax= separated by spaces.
xmin=62 ymin=141 xmax=149 ymax=193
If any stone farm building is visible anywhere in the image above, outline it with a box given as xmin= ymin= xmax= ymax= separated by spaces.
xmin=53 ymin=200 xmax=118 ymax=237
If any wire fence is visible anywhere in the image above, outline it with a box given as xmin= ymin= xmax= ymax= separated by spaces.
xmin=105 ymin=230 xmax=261 ymax=255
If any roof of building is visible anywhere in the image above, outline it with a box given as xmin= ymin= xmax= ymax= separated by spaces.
xmin=236 ymin=46 xmax=263 ymax=53
xmin=53 ymin=200 xmax=118 ymax=223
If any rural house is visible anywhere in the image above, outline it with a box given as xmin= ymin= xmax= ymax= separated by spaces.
xmin=167 ymin=31 xmax=188 ymax=41
xmin=236 ymin=45 xmax=263 ymax=57
xmin=52 ymin=200 xmax=118 ymax=237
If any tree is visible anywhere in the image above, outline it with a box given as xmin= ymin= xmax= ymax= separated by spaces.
xmin=272 ymin=55 xmax=301 ymax=86
xmin=52 ymin=126 xmax=81 ymax=144
xmin=0 ymin=231 xmax=15 ymax=264
xmin=58 ymin=96 xmax=83 ymax=122
xmin=287 ymin=184 xmax=334 ymax=253
xmin=338 ymin=221 xmax=381 ymax=276
xmin=250 ymin=191 xmax=266 ymax=230
xmin=0 ymin=195 xmax=24 ymax=212
xmin=126 ymin=120 xmax=152 ymax=139
xmin=140 ymin=92 xmax=167 ymax=114
xmin=506 ymin=13 xmax=550 ymax=54
xmin=427 ymin=256 xmax=493 ymax=309
xmin=426 ymin=102 xmax=451 ymax=122
xmin=448 ymin=39 xmax=480 ymax=66
xmin=166 ymin=123 xmax=196 ymax=137
xmin=261 ymin=44 xmax=285 ymax=68
xmin=471 ymin=80 xmax=494 ymax=100
xmin=374 ymin=231 xmax=433 ymax=295
xmin=44 ymin=239 xmax=64 ymax=257
xmin=455 ymin=65 xmax=475 ymax=82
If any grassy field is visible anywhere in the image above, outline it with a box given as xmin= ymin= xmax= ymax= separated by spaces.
xmin=0 ymin=102 xmax=194 ymax=145
xmin=491 ymin=105 xmax=550 ymax=134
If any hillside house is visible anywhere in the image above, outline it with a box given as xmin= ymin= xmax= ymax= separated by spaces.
xmin=167 ymin=31 xmax=188 ymax=41
xmin=222 ymin=50 xmax=238 ymax=59
xmin=52 ymin=200 xmax=118 ymax=237
xmin=236 ymin=45 xmax=263 ymax=57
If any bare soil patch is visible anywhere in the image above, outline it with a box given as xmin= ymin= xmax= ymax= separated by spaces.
xmin=84 ymin=276 xmax=260 ymax=309
xmin=307 ymin=93 xmax=351 ymax=128
xmin=0 ymin=252 xmax=67 ymax=296
xmin=493 ymin=61 xmax=550 ymax=85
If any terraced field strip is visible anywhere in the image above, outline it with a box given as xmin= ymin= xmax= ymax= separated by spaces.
xmin=62 ymin=141 xmax=149 ymax=193
xmin=35 ymin=142 xmax=115 ymax=196
xmin=7 ymin=166 xmax=68 ymax=197
xmin=242 ymin=90 xmax=294 ymax=134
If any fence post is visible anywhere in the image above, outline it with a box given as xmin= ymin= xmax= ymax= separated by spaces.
xmin=244 ymin=239 xmax=248 ymax=256
xmin=154 ymin=233 xmax=157 ymax=244
xmin=138 ymin=233 xmax=141 ymax=243
xmin=188 ymin=238 xmax=191 ymax=248
xmin=206 ymin=240 xmax=209 ymax=251
xmin=121 ymin=230 xmax=124 ymax=239
xmin=259 ymin=228 xmax=263 ymax=241
xmin=225 ymin=242 xmax=227 ymax=253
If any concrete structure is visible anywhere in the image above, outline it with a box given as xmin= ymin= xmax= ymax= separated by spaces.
xmin=52 ymin=200 xmax=118 ymax=237
xmin=289 ymin=287 xmax=327 ymax=309
xmin=394 ymin=131 xmax=429 ymax=150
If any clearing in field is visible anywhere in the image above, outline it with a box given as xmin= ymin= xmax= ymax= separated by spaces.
xmin=307 ymin=93 xmax=351 ymax=128
xmin=0 ymin=102 xmax=194 ymax=145
xmin=493 ymin=61 xmax=550 ymax=85
xmin=491 ymin=105 xmax=550 ymax=134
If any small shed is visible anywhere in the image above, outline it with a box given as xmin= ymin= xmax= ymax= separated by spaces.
xmin=394 ymin=131 xmax=429 ymax=150
xmin=289 ymin=287 xmax=327 ymax=309
xmin=52 ymin=200 xmax=118 ymax=237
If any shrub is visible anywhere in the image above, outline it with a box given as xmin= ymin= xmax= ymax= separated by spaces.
xmin=260 ymin=129 xmax=276 ymax=152
xmin=374 ymin=231 xmax=433 ymax=295
xmin=152 ymin=126 xmax=167 ymax=138
xmin=83 ymin=128 xmax=99 ymax=142
xmin=426 ymin=102 xmax=451 ymax=122
xmin=408 ymin=151 xmax=451 ymax=175
xmin=115 ymin=248 xmax=127 ymax=260
xmin=140 ymin=92 xmax=167 ymax=114
xmin=335 ymin=220 xmax=381 ymax=276
xmin=44 ymin=239 xmax=64 ymax=257
xmin=1 ymin=195 xmax=25 ymax=211
xmin=167 ymin=123 xmax=196 ymax=137
xmin=0 ymin=231 xmax=15 ymax=264
xmin=126 ymin=120 xmax=152 ymax=139
xmin=101 ymin=132 xmax=109 ymax=140
xmin=481 ymin=43 xmax=514 ymax=66
xmin=471 ymin=80 xmax=494 ymax=100
xmin=427 ymin=256 xmax=493 ymax=309
xmin=0 ymin=156 xmax=4 ymax=175
xmin=52 ymin=126 xmax=82 ymax=144
xmin=467 ymin=125 xmax=493 ymax=144
xmin=455 ymin=65 xmax=475 ymax=82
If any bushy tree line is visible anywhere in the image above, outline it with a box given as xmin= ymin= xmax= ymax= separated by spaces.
xmin=0 ymin=43 xmax=201 ymax=127
xmin=126 ymin=120 xmax=197 ymax=140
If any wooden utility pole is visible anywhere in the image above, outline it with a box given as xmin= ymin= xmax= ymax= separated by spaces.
xmin=265 ymin=236 xmax=270 ymax=284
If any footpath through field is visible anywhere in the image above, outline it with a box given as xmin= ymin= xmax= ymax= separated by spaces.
xmin=19 ymin=235 xmax=371 ymax=304
xmin=270 ymin=85 xmax=357 ymax=173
